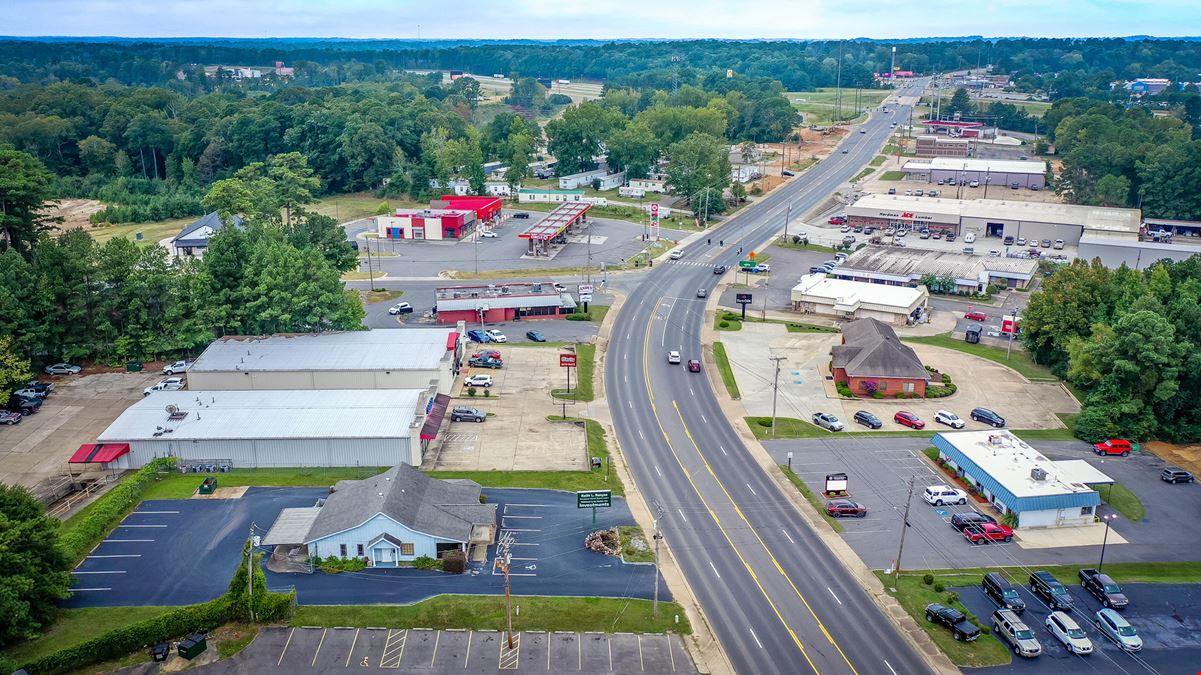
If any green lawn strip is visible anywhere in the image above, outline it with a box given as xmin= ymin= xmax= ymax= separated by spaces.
xmin=291 ymin=596 xmax=690 ymax=634
xmin=892 ymin=562 xmax=1201 ymax=587
xmin=617 ymin=525 xmax=655 ymax=563
xmin=712 ymin=342 xmax=741 ymax=399
xmin=139 ymin=467 xmax=390 ymax=500
xmin=772 ymin=239 xmax=838 ymax=253
xmin=883 ymin=144 xmax=900 ymax=154
xmin=901 ymin=333 xmax=1058 ymax=382
xmin=715 ymin=314 xmax=742 ymax=331
xmin=716 ymin=311 xmax=838 ymax=334
xmin=552 ymin=343 xmax=595 ymax=400
xmin=745 ymin=416 xmax=829 ymax=439
xmin=852 ymin=168 xmax=874 ymax=181
xmin=876 ymin=571 xmax=1011 ymax=667
xmin=2 ymin=607 xmax=175 ymax=664
xmin=361 ymin=289 xmax=403 ymax=304
xmin=780 ymin=466 xmax=843 ymax=533
xmin=216 ymin=624 xmax=261 ymax=659
xmin=870 ymin=155 xmax=888 ymax=167
xmin=879 ymin=171 xmax=905 ymax=181
xmin=1094 ymin=482 xmax=1145 ymax=522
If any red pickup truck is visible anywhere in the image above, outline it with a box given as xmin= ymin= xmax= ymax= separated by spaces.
xmin=964 ymin=523 xmax=1014 ymax=544
xmin=1093 ymin=439 xmax=1135 ymax=457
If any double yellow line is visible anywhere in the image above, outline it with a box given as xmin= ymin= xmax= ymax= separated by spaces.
xmin=637 ymin=302 xmax=858 ymax=675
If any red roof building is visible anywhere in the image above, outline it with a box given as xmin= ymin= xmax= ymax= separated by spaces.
xmin=375 ymin=208 xmax=476 ymax=241
xmin=437 ymin=196 xmax=503 ymax=223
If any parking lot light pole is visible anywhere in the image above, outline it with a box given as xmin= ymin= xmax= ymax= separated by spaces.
xmin=1098 ymin=513 xmax=1118 ymax=571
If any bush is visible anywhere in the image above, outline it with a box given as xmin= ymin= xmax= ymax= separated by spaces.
xmin=719 ymin=321 xmax=729 ymax=328
xmin=922 ymin=574 xmax=935 ymax=586
xmin=412 ymin=555 xmax=441 ymax=570
xmin=60 ymin=457 xmax=175 ymax=562
xmin=483 ymin=389 xmax=491 ymax=397
xmin=442 ymin=550 xmax=467 ymax=574
xmin=871 ymin=391 xmax=884 ymax=399
xmin=979 ymin=625 xmax=992 ymax=636
xmin=478 ymin=493 xmax=488 ymax=503
xmin=934 ymin=582 xmax=945 ymax=593
xmin=945 ymin=591 xmax=960 ymax=605
xmin=467 ymin=387 xmax=477 ymax=397
xmin=835 ymin=381 xmax=854 ymax=398
xmin=566 ymin=313 xmax=592 ymax=321
xmin=315 ymin=555 xmax=367 ymax=574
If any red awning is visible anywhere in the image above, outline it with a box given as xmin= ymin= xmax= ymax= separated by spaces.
xmin=68 ymin=443 xmax=131 ymax=464
xmin=420 ymin=393 xmax=451 ymax=441
xmin=446 ymin=331 xmax=459 ymax=351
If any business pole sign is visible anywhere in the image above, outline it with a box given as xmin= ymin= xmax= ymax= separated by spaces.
xmin=559 ymin=353 xmax=577 ymax=368
xmin=649 ymin=202 xmax=660 ymax=238
xmin=736 ymin=292 xmax=752 ymax=320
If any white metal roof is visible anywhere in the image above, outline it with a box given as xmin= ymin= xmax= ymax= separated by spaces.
xmin=98 ymin=389 xmax=424 ymax=442
xmin=913 ymin=157 xmax=1048 ymax=175
xmin=849 ymin=194 xmax=1141 ymax=234
xmin=791 ymin=274 xmax=927 ymax=311
xmin=262 ymin=507 xmax=322 ymax=545
xmin=937 ymin=430 xmax=1109 ymax=498
xmin=191 ymin=330 xmax=453 ymax=373
xmin=836 ymin=245 xmax=1038 ymax=283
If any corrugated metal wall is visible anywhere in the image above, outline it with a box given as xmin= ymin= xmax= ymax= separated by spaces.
xmin=124 ymin=437 xmax=414 ymax=469
xmin=189 ymin=369 xmax=441 ymax=391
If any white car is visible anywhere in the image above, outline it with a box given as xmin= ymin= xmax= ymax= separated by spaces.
xmin=552 ymin=283 xmax=567 ymax=292
xmin=485 ymin=329 xmax=507 ymax=343
xmin=388 ymin=302 xmax=413 ymax=315
xmin=480 ymin=230 xmax=498 ymax=238
xmin=464 ymin=374 xmax=493 ymax=388
xmin=144 ymin=377 xmax=186 ymax=396
xmin=1045 ymin=612 xmax=1093 ymax=655
xmin=988 ymin=250 xmax=1001 ymax=257
xmin=668 ymin=351 xmax=681 ymax=364
xmin=969 ymin=180 xmax=980 ymax=188
xmin=1016 ymin=237 xmax=1027 ymax=246
xmin=934 ymin=410 xmax=965 ymax=429
xmin=163 ymin=360 xmax=192 ymax=375
xmin=922 ymin=484 xmax=968 ymax=506
xmin=812 ymin=412 xmax=844 ymax=431
xmin=964 ymin=232 xmax=976 ymax=244
xmin=1095 ymin=609 xmax=1142 ymax=652
xmin=669 ymin=250 xmax=683 ymax=260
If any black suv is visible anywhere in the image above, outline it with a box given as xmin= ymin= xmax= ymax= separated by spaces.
xmin=853 ymin=410 xmax=882 ymax=429
xmin=511 ymin=212 xmax=530 ymax=219
xmin=950 ymin=511 xmax=997 ymax=532
xmin=925 ymin=603 xmax=980 ymax=641
xmin=1029 ymin=571 xmax=1073 ymax=610
xmin=713 ymin=264 xmax=728 ymax=274
xmin=970 ymin=407 xmax=1006 ymax=427
xmin=1079 ymin=568 xmax=1128 ymax=609
xmin=1161 ymin=468 xmax=1195 ymax=484
xmin=982 ymin=572 xmax=1026 ymax=613
xmin=6 ymin=394 xmax=40 ymax=415
xmin=450 ymin=407 xmax=486 ymax=423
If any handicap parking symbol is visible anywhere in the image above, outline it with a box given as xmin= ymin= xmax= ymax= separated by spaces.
xmin=935 ymin=509 xmax=949 ymax=517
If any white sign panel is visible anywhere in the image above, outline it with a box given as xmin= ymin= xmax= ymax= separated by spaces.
xmin=578 ymin=284 xmax=594 ymax=295
xmin=579 ymin=293 xmax=593 ymax=303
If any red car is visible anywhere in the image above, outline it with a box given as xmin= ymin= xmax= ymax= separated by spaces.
xmin=828 ymin=216 xmax=847 ymax=225
xmin=964 ymin=311 xmax=987 ymax=321
xmin=963 ymin=523 xmax=1014 ymax=544
xmin=894 ymin=411 xmax=925 ymax=429
xmin=1093 ymin=439 xmax=1133 ymax=456
xmin=687 ymin=359 xmax=701 ymax=373
xmin=825 ymin=499 xmax=867 ymax=518
xmin=0 ymin=411 xmax=22 ymax=425
xmin=472 ymin=350 xmax=502 ymax=362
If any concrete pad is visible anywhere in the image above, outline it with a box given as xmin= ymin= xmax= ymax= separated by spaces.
xmin=191 ymin=486 xmax=248 ymax=500
xmin=1014 ymin=521 xmax=1129 ymax=549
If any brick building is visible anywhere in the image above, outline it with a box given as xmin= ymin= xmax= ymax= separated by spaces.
xmin=830 ymin=318 xmax=932 ymax=397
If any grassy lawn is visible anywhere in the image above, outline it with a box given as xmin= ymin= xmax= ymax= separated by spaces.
xmin=901 ymin=333 xmax=1058 ymax=382
xmin=291 ymin=596 xmax=690 ymax=635
xmin=781 ymin=466 xmax=843 ymax=533
xmin=786 ymin=89 xmax=891 ymax=125
xmin=552 ymin=343 xmax=595 ymax=401
xmin=432 ymin=416 xmax=622 ymax=495
xmin=568 ymin=305 xmax=609 ymax=324
xmin=361 ymin=289 xmax=403 ymax=304
xmin=745 ymin=416 xmax=829 ymax=439
xmin=139 ymin=467 xmax=389 ymax=500
xmin=617 ymin=525 xmax=655 ymax=563
xmin=852 ymin=167 xmax=875 ymax=181
xmin=715 ymin=311 xmax=839 ymax=335
xmin=215 ymin=624 xmax=260 ymax=659
xmin=878 ymin=170 xmax=906 ymax=181
xmin=87 ymin=216 xmax=194 ymax=246
xmin=878 ymin=570 xmax=1011 ymax=667
xmin=3 ymin=606 xmax=174 ymax=664
xmin=773 ymin=238 xmax=838 ymax=254
xmin=310 ymin=192 xmax=415 ymax=222
xmin=870 ymin=155 xmax=888 ymax=167
xmin=712 ymin=342 xmax=741 ymax=400
xmin=340 ymin=270 xmax=378 ymax=281
xmin=1094 ymin=482 xmax=1145 ymax=522
xmin=883 ymin=144 xmax=900 ymax=154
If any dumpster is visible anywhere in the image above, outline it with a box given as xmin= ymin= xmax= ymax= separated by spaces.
xmin=964 ymin=324 xmax=982 ymax=344
xmin=178 ymin=633 xmax=207 ymax=660
xmin=126 ymin=360 xmax=143 ymax=372
xmin=151 ymin=642 xmax=170 ymax=662
xmin=198 ymin=477 xmax=217 ymax=495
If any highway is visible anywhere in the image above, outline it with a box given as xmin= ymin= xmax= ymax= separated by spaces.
xmin=606 ymin=80 xmax=936 ymax=675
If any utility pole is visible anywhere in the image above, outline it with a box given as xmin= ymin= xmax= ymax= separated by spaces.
xmin=247 ymin=523 xmax=255 ymax=622
xmin=586 ymin=218 xmax=593 ymax=283
xmin=769 ymin=356 xmax=786 ymax=436
xmin=498 ymin=531 xmax=516 ymax=649
xmin=783 ymin=201 xmax=792 ymax=243
xmin=1006 ymin=306 xmax=1020 ymax=360
xmin=891 ymin=477 xmax=916 ymax=592
xmin=365 ymin=238 xmax=375 ymax=290
xmin=835 ymin=41 xmax=845 ymax=123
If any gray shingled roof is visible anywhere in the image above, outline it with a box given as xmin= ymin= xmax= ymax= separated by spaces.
xmin=831 ymin=318 xmax=931 ymax=380
xmin=305 ymin=465 xmax=496 ymax=544
xmin=172 ymin=211 xmax=244 ymax=245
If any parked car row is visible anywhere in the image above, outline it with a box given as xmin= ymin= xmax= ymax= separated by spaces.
xmin=6 ymin=378 xmax=56 ymax=417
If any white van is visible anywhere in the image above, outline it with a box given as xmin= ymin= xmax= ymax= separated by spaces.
xmin=964 ymin=232 xmax=976 ymax=244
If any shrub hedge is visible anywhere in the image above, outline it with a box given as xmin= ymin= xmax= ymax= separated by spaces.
xmin=60 ymin=457 xmax=176 ymax=563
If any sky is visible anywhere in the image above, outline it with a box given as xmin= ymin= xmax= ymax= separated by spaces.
xmin=7 ymin=0 xmax=1201 ymax=40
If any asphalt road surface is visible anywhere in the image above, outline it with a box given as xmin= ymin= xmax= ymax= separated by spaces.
xmin=606 ymin=80 xmax=933 ymax=675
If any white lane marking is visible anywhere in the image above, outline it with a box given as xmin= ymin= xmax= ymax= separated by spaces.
xmin=104 ymin=539 xmax=154 ymax=543
xmin=827 ymin=587 xmax=842 ymax=605
xmin=654 ymin=465 xmax=663 ymax=477
xmin=624 ymin=376 xmax=627 ymax=383
xmin=86 ymin=554 xmax=141 ymax=558
xmin=719 ymin=445 xmax=727 ymax=456
xmin=134 ymin=510 xmax=179 ymax=514
xmin=69 ymin=587 xmax=112 ymax=591
xmin=701 ymin=414 xmax=707 ymax=423
xmin=677 ymin=509 xmax=688 ymax=523
xmin=884 ymin=659 xmax=898 ymax=675
xmin=746 ymin=483 xmax=757 ymax=496
xmin=690 ymin=387 xmax=694 ymax=396
xmin=638 ymin=429 xmax=644 ymax=440
xmin=782 ymin=529 xmax=795 ymax=544
xmin=73 ymin=570 xmax=127 ymax=574
xmin=749 ymin=628 xmax=763 ymax=649
xmin=709 ymin=561 xmax=721 ymax=578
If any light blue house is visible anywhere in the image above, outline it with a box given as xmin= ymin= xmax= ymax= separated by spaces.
xmin=266 ymin=465 xmax=496 ymax=567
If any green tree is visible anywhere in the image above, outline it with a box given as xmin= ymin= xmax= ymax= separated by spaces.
xmin=507 ymin=77 xmax=546 ymax=110
xmin=77 ymin=135 xmax=118 ymax=176
xmin=0 ymin=337 xmax=31 ymax=406
xmin=1093 ymin=174 xmax=1130 ymax=207
xmin=287 ymin=209 xmax=357 ymax=272
xmin=545 ymin=103 xmax=624 ymax=175
xmin=507 ymin=133 xmax=533 ymax=196
xmin=0 ymin=483 xmax=73 ymax=646
xmin=0 ymin=149 xmax=59 ymax=256
xmin=945 ymin=88 xmax=974 ymax=118
xmin=266 ymin=152 xmax=321 ymax=225
xmin=665 ymin=132 xmax=731 ymax=206
xmin=604 ymin=122 xmax=658 ymax=179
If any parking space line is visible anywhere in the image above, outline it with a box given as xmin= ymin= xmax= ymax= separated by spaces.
xmin=547 ymin=633 xmax=551 ymax=671
xmin=608 ymin=636 xmax=613 ymax=672
xmin=69 ymin=587 xmax=111 ymax=591
xmin=73 ymin=570 xmax=126 ymax=574
xmin=464 ymin=630 xmax=471 ymax=668
xmin=345 ymin=629 xmax=359 ymax=667
xmin=638 ymin=635 xmax=644 ymax=671
xmin=86 ymin=554 xmax=141 ymax=558
xmin=502 ymin=515 xmax=542 ymax=519
xmin=578 ymin=634 xmax=582 ymax=670
xmin=277 ymin=627 xmax=295 ymax=666
xmin=380 ymin=629 xmax=407 ymax=668
xmin=429 ymin=630 xmax=441 ymax=667
xmin=500 ymin=527 xmax=539 ymax=532
xmin=668 ymin=635 xmax=676 ymax=671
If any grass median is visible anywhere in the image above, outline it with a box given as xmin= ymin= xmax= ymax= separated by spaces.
xmin=712 ymin=342 xmax=741 ymax=399
xmin=291 ymin=595 xmax=690 ymax=635
xmin=901 ymin=333 xmax=1058 ymax=382
xmin=138 ymin=467 xmax=388 ymax=500
xmin=1094 ymin=481 xmax=1145 ymax=522
xmin=551 ymin=343 xmax=595 ymax=401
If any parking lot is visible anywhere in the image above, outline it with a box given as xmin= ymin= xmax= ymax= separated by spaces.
xmin=961 ymin=583 xmax=1201 ymax=674
xmin=191 ymin=626 xmax=695 ymax=674
xmin=764 ymin=437 xmax=1201 ymax=570
xmin=425 ymin=346 xmax=588 ymax=472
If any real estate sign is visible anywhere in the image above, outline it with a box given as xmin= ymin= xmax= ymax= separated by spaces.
xmin=577 ymin=490 xmax=612 ymax=509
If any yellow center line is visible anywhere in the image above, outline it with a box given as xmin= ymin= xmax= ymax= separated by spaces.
xmin=637 ymin=307 xmax=820 ymax=675
xmin=671 ymin=394 xmax=860 ymax=674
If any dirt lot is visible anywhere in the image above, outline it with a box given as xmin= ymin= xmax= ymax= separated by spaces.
xmin=0 ymin=371 xmax=161 ymax=489
xmin=421 ymin=345 xmax=586 ymax=471
xmin=1144 ymin=441 xmax=1201 ymax=477
xmin=46 ymin=198 xmax=104 ymax=233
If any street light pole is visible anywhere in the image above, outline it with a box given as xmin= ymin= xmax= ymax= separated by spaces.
xmin=1006 ymin=305 xmax=1019 ymax=360
xmin=1098 ymin=513 xmax=1117 ymax=571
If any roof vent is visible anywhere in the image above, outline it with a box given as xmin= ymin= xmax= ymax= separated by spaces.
xmin=1031 ymin=467 xmax=1048 ymax=481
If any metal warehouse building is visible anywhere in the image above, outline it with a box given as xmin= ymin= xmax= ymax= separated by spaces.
xmin=932 ymin=430 xmax=1112 ymax=528
xmin=187 ymin=329 xmax=462 ymax=394
xmin=902 ymin=157 xmax=1048 ymax=189
xmin=832 ymin=245 xmax=1038 ymax=293
xmin=790 ymin=274 xmax=929 ymax=325
xmin=95 ymin=389 xmax=428 ymax=470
